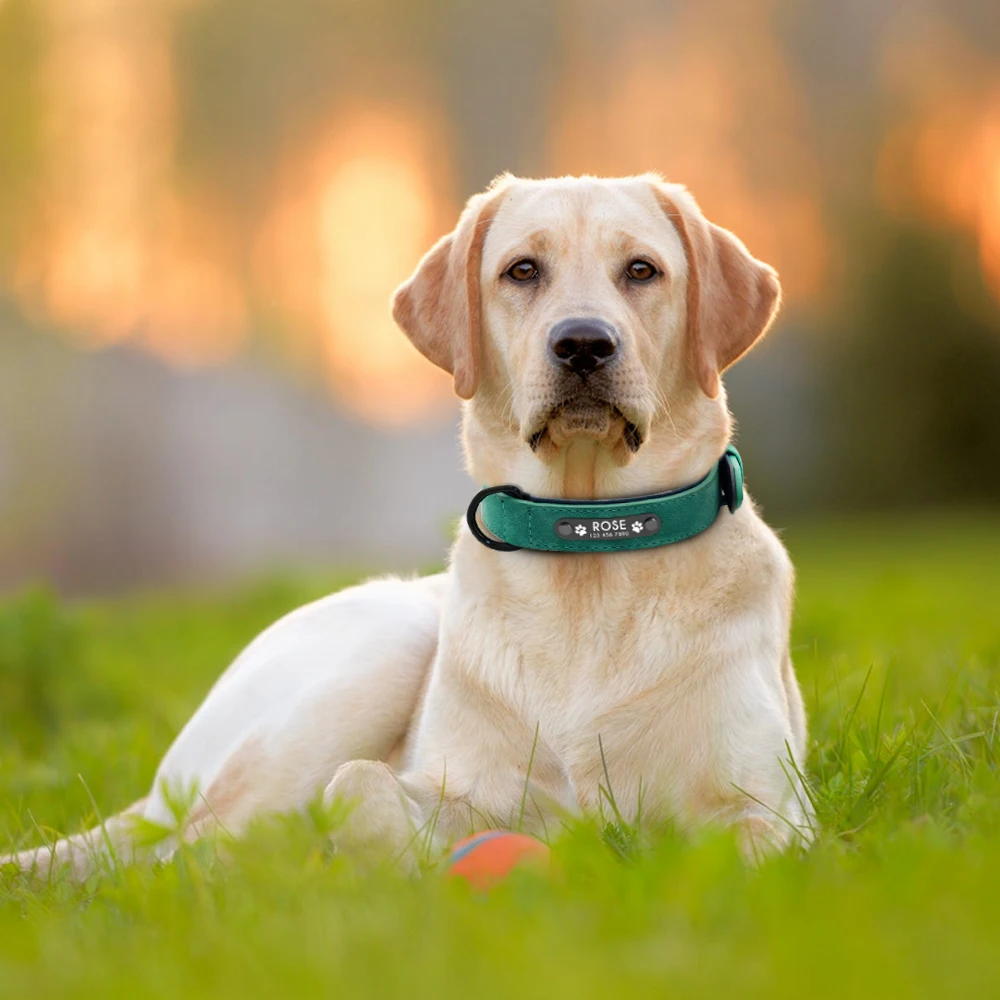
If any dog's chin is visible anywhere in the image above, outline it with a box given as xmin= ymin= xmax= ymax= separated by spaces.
xmin=526 ymin=402 xmax=646 ymax=464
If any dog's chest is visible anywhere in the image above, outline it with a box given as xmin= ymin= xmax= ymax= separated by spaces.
xmin=441 ymin=517 xmax=792 ymax=825
xmin=450 ymin=580 xmax=731 ymax=823
xmin=455 ymin=555 xmax=727 ymax=735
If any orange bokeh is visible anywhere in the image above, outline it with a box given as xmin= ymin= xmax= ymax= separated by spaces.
xmin=877 ymin=15 xmax=1000 ymax=303
xmin=16 ymin=0 xmax=245 ymax=367
xmin=255 ymin=104 xmax=456 ymax=424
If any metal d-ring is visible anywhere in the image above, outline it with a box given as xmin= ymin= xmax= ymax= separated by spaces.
xmin=466 ymin=484 xmax=526 ymax=552
xmin=718 ymin=451 xmax=739 ymax=514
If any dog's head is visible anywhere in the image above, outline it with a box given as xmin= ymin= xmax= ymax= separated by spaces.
xmin=393 ymin=174 xmax=780 ymax=487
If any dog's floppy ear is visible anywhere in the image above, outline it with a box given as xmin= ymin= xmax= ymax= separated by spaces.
xmin=653 ymin=183 xmax=781 ymax=399
xmin=391 ymin=182 xmax=509 ymax=399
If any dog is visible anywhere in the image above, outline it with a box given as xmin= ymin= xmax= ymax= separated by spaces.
xmin=5 ymin=174 xmax=811 ymax=878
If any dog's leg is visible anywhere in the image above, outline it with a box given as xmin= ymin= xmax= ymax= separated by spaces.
xmin=782 ymin=654 xmax=808 ymax=762
xmin=732 ymin=814 xmax=787 ymax=863
xmin=323 ymin=760 xmax=528 ymax=872
xmin=323 ymin=760 xmax=427 ymax=870
xmin=719 ymin=755 xmax=814 ymax=863
xmin=3 ymin=797 xmax=149 ymax=881
xmin=4 ymin=574 xmax=445 ymax=881
xmin=322 ymin=680 xmax=581 ymax=871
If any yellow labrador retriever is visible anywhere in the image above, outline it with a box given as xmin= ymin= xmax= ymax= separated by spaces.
xmin=6 ymin=174 xmax=810 ymax=878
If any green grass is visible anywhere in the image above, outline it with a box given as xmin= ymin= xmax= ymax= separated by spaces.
xmin=2 ymin=513 xmax=1000 ymax=998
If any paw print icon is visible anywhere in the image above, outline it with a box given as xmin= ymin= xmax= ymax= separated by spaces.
xmin=573 ymin=524 xmax=588 ymax=537
xmin=631 ymin=521 xmax=644 ymax=533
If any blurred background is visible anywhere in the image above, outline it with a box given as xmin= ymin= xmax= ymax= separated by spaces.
xmin=1 ymin=0 xmax=999 ymax=594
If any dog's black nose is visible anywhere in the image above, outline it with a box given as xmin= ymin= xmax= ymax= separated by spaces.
xmin=547 ymin=318 xmax=619 ymax=376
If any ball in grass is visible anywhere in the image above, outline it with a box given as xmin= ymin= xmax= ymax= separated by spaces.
xmin=446 ymin=831 xmax=550 ymax=889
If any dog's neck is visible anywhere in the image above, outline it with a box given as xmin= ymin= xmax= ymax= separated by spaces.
xmin=463 ymin=391 xmax=731 ymax=501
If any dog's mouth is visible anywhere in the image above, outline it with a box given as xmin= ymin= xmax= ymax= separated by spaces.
xmin=526 ymin=400 xmax=645 ymax=458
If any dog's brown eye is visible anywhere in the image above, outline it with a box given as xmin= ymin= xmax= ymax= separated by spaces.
xmin=507 ymin=259 xmax=539 ymax=281
xmin=626 ymin=259 xmax=656 ymax=281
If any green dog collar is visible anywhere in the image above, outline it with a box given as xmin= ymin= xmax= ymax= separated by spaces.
xmin=467 ymin=446 xmax=744 ymax=553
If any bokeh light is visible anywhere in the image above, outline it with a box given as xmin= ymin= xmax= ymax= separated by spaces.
xmin=256 ymin=105 xmax=455 ymax=423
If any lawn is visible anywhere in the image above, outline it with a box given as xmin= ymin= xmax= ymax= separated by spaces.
xmin=2 ymin=513 xmax=1000 ymax=998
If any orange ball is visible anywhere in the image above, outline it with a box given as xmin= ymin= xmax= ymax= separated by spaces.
xmin=446 ymin=831 xmax=550 ymax=889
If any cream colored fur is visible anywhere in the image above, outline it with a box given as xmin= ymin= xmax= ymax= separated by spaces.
xmin=5 ymin=175 xmax=811 ymax=880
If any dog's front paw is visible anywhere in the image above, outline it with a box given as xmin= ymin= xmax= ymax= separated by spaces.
xmin=733 ymin=814 xmax=788 ymax=865
xmin=324 ymin=760 xmax=421 ymax=872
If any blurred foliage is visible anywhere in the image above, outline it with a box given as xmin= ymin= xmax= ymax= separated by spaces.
xmin=827 ymin=222 xmax=1000 ymax=509
xmin=0 ymin=589 xmax=80 ymax=756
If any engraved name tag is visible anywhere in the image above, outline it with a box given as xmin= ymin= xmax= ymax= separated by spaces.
xmin=553 ymin=514 xmax=661 ymax=542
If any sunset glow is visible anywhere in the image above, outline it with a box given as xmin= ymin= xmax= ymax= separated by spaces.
xmin=17 ymin=0 xmax=245 ymax=367
xmin=877 ymin=17 xmax=1000 ymax=303
xmin=257 ymin=106 xmax=455 ymax=423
